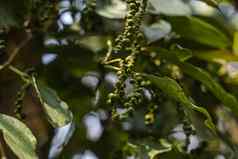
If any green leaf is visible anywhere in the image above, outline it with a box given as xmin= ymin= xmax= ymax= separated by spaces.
xmin=193 ymin=50 xmax=238 ymax=63
xmin=233 ymin=32 xmax=238 ymax=55
xmin=148 ymin=147 xmax=173 ymax=159
xmin=96 ymin=0 xmax=126 ymax=19
xmin=168 ymin=16 xmax=231 ymax=48
xmin=202 ymin=0 xmax=220 ymax=8
xmin=32 ymin=77 xmax=73 ymax=127
xmin=179 ymin=63 xmax=238 ymax=116
xmin=0 ymin=113 xmax=37 ymax=159
xmin=143 ymin=20 xmax=172 ymax=43
xmin=170 ymin=45 xmax=193 ymax=62
xmin=77 ymin=35 xmax=109 ymax=53
xmin=148 ymin=0 xmax=192 ymax=16
xmin=143 ymin=74 xmax=216 ymax=134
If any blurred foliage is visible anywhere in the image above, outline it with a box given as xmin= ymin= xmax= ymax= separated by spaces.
xmin=1 ymin=0 xmax=238 ymax=159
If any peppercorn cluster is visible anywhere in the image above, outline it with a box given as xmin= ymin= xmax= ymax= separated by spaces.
xmin=115 ymin=0 xmax=147 ymax=51
xmin=105 ymin=0 xmax=148 ymax=120
xmin=0 ymin=30 xmax=7 ymax=58
xmin=14 ymin=82 xmax=31 ymax=120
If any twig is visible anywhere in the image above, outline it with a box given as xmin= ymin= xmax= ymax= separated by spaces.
xmin=104 ymin=65 xmax=120 ymax=71
xmin=103 ymin=58 xmax=122 ymax=65
xmin=8 ymin=65 xmax=31 ymax=83
xmin=102 ymin=40 xmax=113 ymax=64
xmin=0 ymin=32 xmax=32 ymax=71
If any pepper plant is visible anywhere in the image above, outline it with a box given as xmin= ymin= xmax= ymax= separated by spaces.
xmin=1 ymin=0 xmax=238 ymax=159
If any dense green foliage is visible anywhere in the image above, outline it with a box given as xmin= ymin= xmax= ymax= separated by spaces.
xmin=1 ymin=0 xmax=238 ymax=159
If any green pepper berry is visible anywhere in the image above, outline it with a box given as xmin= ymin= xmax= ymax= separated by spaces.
xmin=145 ymin=112 xmax=155 ymax=125
xmin=106 ymin=99 xmax=112 ymax=105
xmin=124 ymin=102 xmax=131 ymax=107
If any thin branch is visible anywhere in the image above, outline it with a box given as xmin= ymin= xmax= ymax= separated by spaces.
xmin=103 ymin=58 xmax=122 ymax=65
xmin=8 ymin=65 xmax=31 ymax=83
xmin=0 ymin=32 xmax=32 ymax=71
xmin=102 ymin=40 xmax=113 ymax=64
xmin=104 ymin=65 xmax=120 ymax=71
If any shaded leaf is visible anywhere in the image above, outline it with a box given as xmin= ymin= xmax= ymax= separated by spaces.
xmin=143 ymin=74 xmax=216 ymax=134
xmin=0 ymin=114 xmax=37 ymax=159
xmin=168 ymin=16 xmax=231 ymax=48
xmin=179 ymin=63 xmax=238 ymax=116
xmin=0 ymin=0 xmax=31 ymax=27
xmin=32 ymin=77 xmax=73 ymax=127
xmin=150 ymin=47 xmax=238 ymax=116
xmin=170 ymin=45 xmax=193 ymax=62
xmin=77 ymin=35 xmax=109 ymax=53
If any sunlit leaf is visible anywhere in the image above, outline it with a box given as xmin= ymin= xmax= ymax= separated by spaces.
xmin=179 ymin=63 xmax=238 ymax=115
xmin=148 ymin=141 xmax=172 ymax=159
xmin=148 ymin=0 xmax=192 ymax=16
xmin=78 ymin=35 xmax=109 ymax=53
xmin=190 ymin=0 xmax=218 ymax=17
xmin=194 ymin=50 xmax=238 ymax=64
xmin=0 ymin=114 xmax=37 ymax=159
xmin=143 ymin=20 xmax=172 ymax=43
xmin=233 ymin=32 xmax=238 ymax=55
xmin=144 ymin=74 xmax=216 ymax=134
xmin=96 ymin=0 xmax=126 ymax=19
xmin=48 ymin=122 xmax=75 ymax=159
xmin=32 ymin=77 xmax=73 ymax=127
xmin=202 ymin=0 xmax=220 ymax=8
xmin=168 ymin=16 xmax=231 ymax=48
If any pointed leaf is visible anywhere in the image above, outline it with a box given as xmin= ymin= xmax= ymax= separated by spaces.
xmin=194 ymin=50 xmax=238 ymax=64
xmin=148 ymin=0 xmax=192 ymax=16
xmin=0 ymin=114 xmax=37 ymax=159
xmin=32 ymin=77 xmax=73 ymax=127
xmin=170 ymin=45 xmax=193 ymax=62
xmin=168 ymin=16 xmax=231 ymax=48
xmin=143 ymin=74 xmax=216 ymax=134
xmin=179 ymin=63 xmax=238 ymax=116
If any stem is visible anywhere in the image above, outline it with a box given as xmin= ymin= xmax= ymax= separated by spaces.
xmin=8 ymin=65 xmax=31 ymax=83
xmin=102 ymin=40 xmax=113 ymax=64
xmin=0 ymin=32 xmax=32 ymax=71
xmin=104 ymin=65 xmax=120 ymax=71
xmin=104 ymin=58 xmax=122 ymax=65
